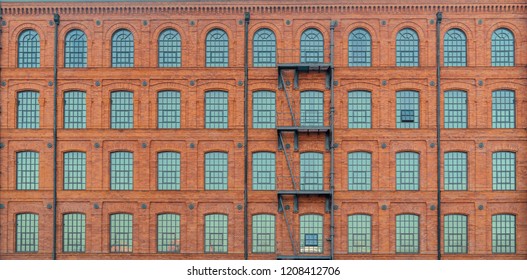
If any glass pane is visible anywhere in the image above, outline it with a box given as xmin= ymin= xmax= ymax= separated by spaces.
xmin=396 ymin=214 xmax=419 ymax=253
xmin=492 ymin=90 xmax=515 ymax=128
xmin=157 ymin=214 xmax=180 ymax=253
xmin=110 ymin=214 xmax=133 ymax=253
xmin=396 ymin=29 xmax=419 ymax=67
xmin=491 ymin=28 xmax=514 ymax=67
xmin=17 ymin=151 xmax=39 ymax=190
xmin=444 ymin=90 xmax=467 ymax=128
xmin=396 ymin=91 xmax=419 ymax=128
xmin=65 ymin=29 xmax=87 ymax=68
xmin=205 ymin=152 xmax=228 ymax=190
xmin=16 ymin=213 xmax=39 ymax=252
xmin=252 ymin=152 xmax=275 ymax=190
xmin=205 ymin=91 xmax=228 ymax=128
xmin=206 ymin=29 xmax=228 ymax=67
xmin=64 ymin=91 xmax=86 ymax=129
xmin=396 ymin=152 xmax=419 ymax=191
xmin=204 ymin=214 xmax=228 ymax=253
xmin=300 ymin=29 xmax=324 ymax=63
xmin=157 ymin=91 xmax=180 ymax=129
xmin=158 ymin=29 xmax=181 ymax=67
xmin=157 ymin=152 xmax=180 ymax=190
xmin=252 ymin=214 xmax=275 ymax=253
xmin=492 ymin=152 xmax=516 ymax=191
xmin=63 ymin=213 xmax=86 ymax=252
xmin=300 ymin=153 xmax=323 ymax=191
xmin=252 ymin=91 xmax=276 ymax=128
xmin=348 ymin=215 xmax=371 ymax=253
xmin=112 ymin=29 xmax=134 ymax=67
xmin=348 ymin=28 xmax=371 ymax=67
xmin=253 ymin=29 xmax=276 ymax=67
xmin=64 ymin=152 xmax=86 ymax=190
xmin=348 ymin=152 xmax=371 ymax=190
xmin=444 ymin=29 xmax=467 ymax=67
xmin=348 ymin=91 xmax=371 ymax=128
xmin=17 ymin=91 xmax=40 ymax=129
xmin=444 ymin=152 xmax=467 ymax=191
xmin=18 ymin=30 xmax=40 ymax=68
xmin=110 ymin=152 xmax=133 ymax=190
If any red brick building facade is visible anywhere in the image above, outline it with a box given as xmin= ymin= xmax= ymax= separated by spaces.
xmin=0 ymin=0 xmax=526 ymax=259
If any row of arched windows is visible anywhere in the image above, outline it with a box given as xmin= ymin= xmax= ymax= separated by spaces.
xmin=17 ymin=26 xmax=516 ymax=68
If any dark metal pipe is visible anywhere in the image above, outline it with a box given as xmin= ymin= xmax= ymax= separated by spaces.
xmin=52 ymin=13 xmax=60 ymax=260
xmin=329 ymin=20 xmax=336 ymax=260
xmin=435 ymin=11 xmax=442 ymax=261
xmin=243 ymin=11 xmax=250 ymax=260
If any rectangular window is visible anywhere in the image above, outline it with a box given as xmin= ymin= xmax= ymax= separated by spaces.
xmin=492 ymin=214 xmax=515 ymax=254
xmin=63 ymin=213 xmax=86 ymax=253
xmin=205 ymin=91 xmax=228 ymax=128
xmin=157 ymin=152 xmax=180 ymax=190
xmin=64 ymin=91 xmax=87 ymax=129
xmin=348 ymin=152 xmax=372 ymax=191
xmin=492 ymin=152 xmax=516 ymax=191
xmin=205 ymin=214 xmax=228 ymax=253
xmin=64 ymin=152 xmax=86 ymax=190
xmin=17 ymin=91 xmax=40 ymax=129
xmin=157 ymin=214 xmax=180 ymax=253
xmin=252 ymin=215 xmax=275 ymax=253
xmin=17 ymin=151 xmax=39 ymax=190
xmin=396 ymin=91 xmax=419 ymax=128
xmin=157 ymin=91 xmax=180 ymax=129
xmin=396 ymin=152 xmax=419 ymax=191
xmin=300 ymin=91 xmax=324 ymax=126
xmin=252 ymin=91 xmax=276 ymax=128
xmin=348 ymin=91 xmax=371 ymax=128
xmin=300 ymin=215 xmax=323 ymax=254
xmin=396 ymin=214 xmax=419 ymax=254
xmin=111 ymin=91 xmax=133 ymax=129
xmin=252 ymin=152 xmax=275 ymax=190
xmin=300 ymin=153 xmax=323 ymax=191
xmin=110 ymin=214 xmax=133 ymax=253
xmin=444 ymin=215 xmax=467 ymax=254
xmin=492 ymin=90 xmax=515 ymax=128
xmin=16 ymin=213 xmax=39 ymax=252
xmin=110 ymin=152 xmax=133 ymax=190
xmin=444 ymin=90 xmax=467 ymax=128
xmin=348 ymin=215 xmax=371 ymax=253
xmin=444 ymin=152 xmax=467 ymax=191
xmin=205 ymin=152 xmax=228 ymax=190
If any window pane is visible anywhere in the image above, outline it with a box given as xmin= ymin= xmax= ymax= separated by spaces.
xmin=396 ymin=214 xmax=419 ymax=253
xmin=252 ymin=152 xmax=275 ymax=190
xmin=157 ymin=152 xmax=180 ymax=190
xmin=348 ymin=28 xmax=371 ymax=67
xmin=300 ymin=91 xmax=324 ymax=126
xmin=17 ymin=91 xmax=40 ymax=129
xmin=111 ymin=91 xmax=134 ymax=129
xmin=444 ymin=90 xmax=467 ymax=128
xmin=16 ymin=213 xmax=39 ymax=252
xmin=206 ymin=29 xmax=228 ymax=67
xmin=348 ymin=91 xmax=371 ymax=128
xmin=444 ymin=214 xmax=467 ymax=254
xmin=65 ymin=29 xmax=87 ymax=68
xmin=110 ymin=213 xmax=133 ymax=253
xmin=492 ymin=90 xmax=515 ymax=128
xmin=157 ymin=91 xmax=180 ymax=129
xmin=444 ymin=29 xmax=467 ymax=67
xmin=18 ymin=30 xmax=40 ymax=68
xmin=204 ymin=214 xmax=228 ymax=253
xmin=348 ymin=152 xmax=371 ymax=190
xmin=300 ymin=29 xmax=324 ymax=63
xmin=110 ymin=152 xmax=133 ymax=190
xmin=300 ymin=152 xmax=323 ymax=191
xmin=492 ymin=28 xmax=514 ymax=67
xmin=205 ymin=91 xmax=228 ymax=128
xmin=396 ymin=91 xmax=419 ymax=128
xmin=396 ymin=29 xmax=419 ymax=67
xmin=348 ymin=215 xmax=371 ymax=253
xmin=253 ymin=91 xmax=276 ymax=128
xmin=112 ymin=29 xmax=134 ymax=67
xmin=492 ymin=152 xmax=515 ymax=191
xmin=444 ymin=152 xmax=467 ymax=191
xmin=64 ymin=91 xmax=86 ymax=129
xmin=253 ymin=29 xmax=276 ymax=67
xmin=396 ymin=152 xmax=419 ymax=191
xmin=157 ymin=214 xmax=180 ymax=253
xmin=252 ymin=214 xmax=275 ymax=253
xmin=158 ymin=29 xmax=181 ymax=67
xmin=64 ymin=152 xmax=86 ymax=190
xmin=205 ymin=152 xmax=228 ymax=190
xmin=63 ymin=213 xmax=86 ymax=252
xmin=492 ymin=214 xmax=515 ymax=254
xmin=17 ymin=151 xmax=39 ymax=190
xmin=300 ymin=215 xmax=323 ymax=254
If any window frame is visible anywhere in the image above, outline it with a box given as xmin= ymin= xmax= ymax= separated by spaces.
xmin=252 ymin=91 xmax=276 ymax=128
xmin=395 ymin=214 xmax=420 ymax=254
xmin=16 ymin=151 xmax=39 ymax=190
xmin=443 ymin=28 xmax=467 ymax=67
xmin=18 ymin=29 xmax=40 ymax=68
xmin=253 ymin=28 xmax=276 ymax=67
xmin=492 ymin=151 xmax=516 ymax=191
xmin=204 ymin=152 xmax=228 ymax=190
xmin=300 ymin=28 xmax=324 ymax=63
xmin=444 ymin=152 xmax=468 ymax=191
xmin=204 ymin=214 xmax=228 ymax=253
xmin=110 ymin=91 xmax=134 ymax=129
xmin=16 ymin=213 xmax=39 ymax=253
xmin=63 ymin=213 xmax=86 ymax=253
xmin=64 ymin=29 xmax=88 ymax=68
xmin=205 ymin=91 xmax=228 ymax=129
xmin=63 ymin=151 xmax=87 ymax=190
xmin=252 ymin=214 xmax=276 ymax=253
xmin=111 ymin=29 xmax=134 ymax=68
xmin=64 ymin=91 xmax=87 ymax=129
xmin=491 ymin=28 xmax=514 ymax=67
xmin=110 ymin=151 xmax=134 ymax=191
xmin=157 ymin=151 xmax=181 ymax=191
xmin=348 ymin=90 xmax=372 ymax=128
xmin=444 ymin=90 xmax=467 ymax=129
xmin=348 ymin=214 xmax=372 ymax=254
xmin=492 ymin=90 xmax=515 ymax=128
xmin=157 ymin=90 xmax=181 ymax=129
xmin=205 ymin=29 xmax=229 ymax=67
xmin=395 ymin=152 xmax=420 ymax=191
xmin=158 ymin=29 xmax=182 ymax=68
xmin=17 ymin=91 xmax=40 ymax=129
xmin=492 ymin=214 xmax=516 ymax=254
xmin=252 ymin=152 xmax=276 ymax=191
xmin=299 ymin=214 xmax=324 ymax=254
xmin=444 ymin=214 xmax=468 ymax=254
xmin=348 ymin=28 xmax=372 ymax=67
xmin=157 ymin=213 xmax=181 ymax=253
xmin=395 ymin=28 xmax=419 ymax=67
xmin=109 ymin=213 xmax=133 ymax=253
xmin=396 ymin=90 xmax=419 ymax=128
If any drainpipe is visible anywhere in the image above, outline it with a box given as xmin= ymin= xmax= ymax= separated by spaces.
xmin=435 ymin=11 xmax=442 ymax=261
xmin=243 ymin=11 xmax=250 ymax=260
xmin=329 ymin=20 xmax=336 ymax=260
xmin=52 ymin=13 xmax=60 ymax=260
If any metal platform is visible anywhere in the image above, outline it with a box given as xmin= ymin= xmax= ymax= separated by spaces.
xmin=278 ymin=190 xmax=332 ymax=213
xmin=277 ymin=127 xmax=331 ymax=151
xmin=278 ymin=63 xmax=332 ymax=89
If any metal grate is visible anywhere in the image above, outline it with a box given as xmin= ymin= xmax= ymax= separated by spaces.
xmin=65 ymin=29 xmax=87 ymax=68
xmin=110 ymin=213 xmax=133 ymax=253
xmin=206 ymin=29 xmax=229 ymax=67
xmin=492 ymin=152 xmax=515 ymax=191
xmin=157 ymin=152 xmax=180 ymax=190
xmin=17 ymin=151 xmax=39 ymax=190
xmin=111 ymin=29 xmax=134 ymax=67
xmin=157 ymin=91 xmax=181 ymax=129
xmin=110 ymin=152 xmax=133 ymax=190
xmin=491 ymin=28 xmax=514 ymax=67
xmin=348 ymin=214 xmax=371 ymax=253
xmin=348 ymin=152 xmax=371 ymax=191
xmin=63 ymin=213 xmax=86 ymax=252
xmin=396 ymin=91 xmax=419 ymax=128
xmin=18 ymin=29 xmax=40 ymax=68
xmin=16 ymin=213 xmax=39 ymax=252
xmin=396 ymin=28 xmax=419 ymax=67
xmin=444 ymin=29 xmax=467 ymax=67
xmin=253 ymin=28 xmax=276 ymax=67
xmin=158 ymin=29 xmax=182 ymax=67
xmin=300 ymin=91 xmax=324 ymax=126
xmin=492 ymin=90 xmax=515 ymax=128
xmin=300 ymin=152 xmax=323 ymax=191
xmin=205 ymin=91 xmax=228 ymax=128
xmin=396 ymin=152 xmax=419 ymax=191
xmin=300 ymin=28 xmax=324 ymax=63
xmin=111 ymin=91 xmax=134 ymax=129
xmin=64 ymin=91 xmax=86 ymax=129
xmin=444 ymin=90 xmax=467 ymax=128
xmin=17 ymin=91 xmax=40 ymax=129
xmin=444 ymin=214 xmax=467 ymax=254
xmin=348 ymin=28 xmax=371 ymax=67
xmin=252 ymin=152 xmax=276 ymax=190
xmin=64 ymin=152 xmax=86 ymax=190
xmin=205 ymin=152 xmax=228 ymax=190
xmin=252 ymin=214 xmax=275 ymax=253
xmin=444 ymin=152 xmax=467 ymax=191
xmin=252 ymin=91 xmax=276 ymax=128
xmin=205 ymin=214 xmax=228 ymax=253
xmin=396 ymin=214 xmax=419 ymax=254
xmin=492 ymin=214 xmax=515 ymax=254
xmin=348 ymin=91 xmax=371 ymax=128
xmin=157 ymin=214 xmax=180 ymax=253
xmin=300 ymin=215 xmax=323 ymax=254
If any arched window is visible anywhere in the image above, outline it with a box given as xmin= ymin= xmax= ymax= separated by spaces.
xmin=300 ymin=214 xmax=323 ymax=253
xmin=348 ymin=90 xmax=372 ymax=128
xmin=252 ymin=152 xmax=275 ymax=190
xmin=444 ymin=90 xmax=467 ymax=128
xmin=300 ymin=28 xmax=324 ymax=63
xmin=348 ymin=152 xmax=372 ymax=191
xmin=252 ymin=214 xmax=275 ymax=253
xmin=205 ymin=152 xmax=228 ymax=190
xmin=206 ymin=29 xmax=228 ymax=67
xmin=63 ymin=213 xmax=86 ymax=252
xmin=396 ymin=214 xmax=419 ymax=253
xmin=110 ymin=213 xmax=133 ymax=253
xmin=396 ymin=28 xmax=419 ymax=67
xmin=111 ymin=29 xmax=134 ymax=67
xmin=157 ymin=152 xmax=181 ymax=190
xmin=16 ymin=213 xmax=39 ymax=252
xmin=18 ymin=29 xmax=40 ymax=68
xmin=492 ymin=214 xmax=515 ymax=253
xmin=300 ymin=152 xmax=323 ymax=191
xmin=16 ymin=151 xmax=39 ymax=190
xmin=252 ymin=91 xmax=276 ymax=128
xmin=64 ymin=29 xmax=87 ymax=68
xmin=253 ymin=28 xmax=276 ymax=67
xmin=64 ymin=152 xmax=86 ymax=190
xmin=348 ymin=214 xmax=371 ymax=253
xmin=111 ymin=91 xmax=134 ymax=129
xmin=444 ymin=29 xmax=467 ymax=66
xmin=492 ymin=152 xmax=516 ymax=191
xmin=444 ymin=152 xmax=467 ymax=191
xmin=157 ymin=214 xmax=181 ymax=253
xmin=205 ymin=91 xmax=228 ymax=128
xmin=396 ymin=152 xmax=419 ymax=191
xmin=491 ymin=28 xmax=514 ymax=66
xmin=348 ymin=28 xmax=371 ymax=67
xmin=396 ymin=90 xmax=419 ymax=128
xmin=204 ymin=214 xmax=228 ymax=253
xmin=300 ymin=91 xmax=324 ymax=126
xmin=17 ymin=91 xmax=40 ymax=129
xmin=110 ymin=151 xmax=133 ymax=190
xmin=444 ymin=214 xmax=467 ymax=254
xmin=492 ymin=90 xmax=515 ymax=128
xmin=157 ymin=91 xmax=181 ymax=128
xmin=158 ymin=29 xmax=181 ymax=67
xmin=64 ymin=91 xmax=87 ymax=129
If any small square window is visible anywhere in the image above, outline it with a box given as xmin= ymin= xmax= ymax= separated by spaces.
xmin=401 ymin=110 xmax=414 ymax=122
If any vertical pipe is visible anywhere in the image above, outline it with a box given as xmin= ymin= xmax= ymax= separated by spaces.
xmin=243 ymin=11 xmax=250 ymax=260
xmin=52 ymin=13 xmax=60 ymax=260
xmin=435 ymin=11 xmax=442 ymax=261
xmin=329 ymin=20 xmax=336 ymax=260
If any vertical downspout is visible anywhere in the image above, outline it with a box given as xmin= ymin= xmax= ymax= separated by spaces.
xmin=52 ymin=13 xmax=60 ymax=260
xmin=435 ymin=11 xmax=442 ymax=261
xmin=329 ymin=20 xmax=336 ymax=260
xmin=243 ymin=11 xmax=250 ymax=260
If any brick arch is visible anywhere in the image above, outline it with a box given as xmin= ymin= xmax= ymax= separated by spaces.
xmin=344 ymin=22 xmax=379 ymax=43
xmin=295 ymin=22 xmax=330 ymax=44
xmin=150 ymin=23 xmax=187 ymax=67
xmin=149 ymin=82 xmax=188 ymax=93
xmin=252 ymin=150 xmax=276 ymax=155
xmin=102 ymin=82 xmax=141 ymax=95
xmin=59 ymin=81 xmax=92 ymax=93
xmin=10 ymin=24 xmax=47 ymax=68
xmin=485 ymin=22 xmax=523 ymax=65
xmin=391 ymin=23 xmax=426 ymax=42
xmin=487 ymin=83 xmax=521 ymax=93
xmin=249 ymin=22 xmax=282 ymax=47
xmin=441 ymin=22 xmax=474 ymax=42
xmin=103 ymin=23 xmax=140 ymax=68
xmin=199 ymin=23 xmax=235 ymax=67
xmin=442 ymin=81 xmax=473 ymax=93
xmin=10 ymin=82 xmax=46 ymax=94
xmin=58 ymin=23 xmax=92 ymax=67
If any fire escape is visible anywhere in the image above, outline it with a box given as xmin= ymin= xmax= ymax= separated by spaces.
xmin=276 ymin=22 xmax=336 ymax=260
